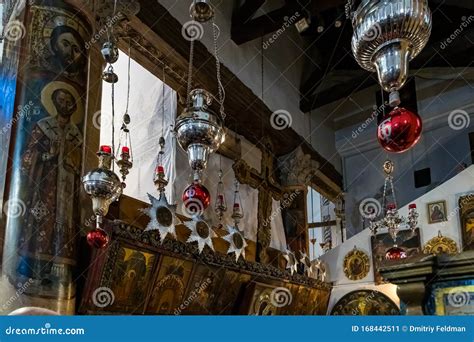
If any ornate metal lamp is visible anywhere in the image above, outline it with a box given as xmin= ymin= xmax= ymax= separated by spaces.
xmin=350 ymin=0 xmax=432 ymax=106
xmin=189 ymin=0 xmax=214 ymax=22
xmin=175 ymin=89 xmax=225 ymax=173
xmin=369 ymin=160 xmax=419 ymax=259
xmin=101 ymin=40 xmax=119 ymax=84
xmin=176 ymin=2 xmax=226 ymax=216
xmin=82 ymin=146 xmax=123 ymax=248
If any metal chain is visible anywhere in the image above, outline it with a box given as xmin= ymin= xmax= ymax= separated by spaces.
xmin=111 ymin=70 xmax=115 ymax=171
xmin=345 ymin=0 xmax=355 ymax=20
xmin=125 ymin=37 xmax=131 ymax=114
xmin=186 ymin=38 xmax=195 ymax=106
xmin=211 ymin=17 xmax=225 ymax=120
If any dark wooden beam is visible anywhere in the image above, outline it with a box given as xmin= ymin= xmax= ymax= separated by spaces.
xmin=231 ymin=3 xmax=299 ymax=45
xmin=232 ymin=0 xmax=265 ymax=25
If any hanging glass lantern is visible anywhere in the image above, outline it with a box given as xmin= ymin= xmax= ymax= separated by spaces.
xmin=116 ymin=122 xmax=133 ymax=184
xmin=82 ymin=145 xmax=123 ymax=248
xmin=369 ymin=161 xmax=418 ymax=243
xmin=231 ymin=180 xmax=244 ymax=228
xmin=214 ymin=169 xmax=227 ymax=226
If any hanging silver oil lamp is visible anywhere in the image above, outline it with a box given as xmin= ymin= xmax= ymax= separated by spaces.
xmin=350 ymin=0 xmax=432 ymax=106
xmin=189 ymin=0 xmax=214 ymax=22
xmin=175 ymin=89 xmax=225 ymax=173
xmin=101 ymin=40 xmax=119 ymax=84
xmin=82 ymin=146 xmax=123 ymax=248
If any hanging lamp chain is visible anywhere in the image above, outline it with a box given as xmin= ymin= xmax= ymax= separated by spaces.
xmin=211 ymin=17 xmax=225 ymax=120
xmin=186 ymin=39 xmax=195 ymax=106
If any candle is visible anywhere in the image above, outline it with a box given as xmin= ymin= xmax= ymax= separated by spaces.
xmin=100 ymin=145 xmax=112 ymax=154
xmin=156 ymin=165 xmax=165 ymax=174
xmin=121 ymin=146 xmax=130 ymax=154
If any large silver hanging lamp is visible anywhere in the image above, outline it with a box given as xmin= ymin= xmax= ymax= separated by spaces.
xmin=350 ymin=0 xmax=432 ymax=106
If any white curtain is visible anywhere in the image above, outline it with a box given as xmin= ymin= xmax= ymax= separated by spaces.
xmin=100 ymin=54 xmax=176 ymax=203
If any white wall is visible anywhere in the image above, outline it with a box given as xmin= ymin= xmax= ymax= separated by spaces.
xmin=335 ymin=73 xmax=474 ymax=236
xmin=158 ymin=0 xmax=340 ymax=169
xmin=321 ymin=164 xmax=474 ymax=313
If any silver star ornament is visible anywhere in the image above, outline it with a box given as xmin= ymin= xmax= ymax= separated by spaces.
xmin=141 ymin=193 xmax=177 ymax=242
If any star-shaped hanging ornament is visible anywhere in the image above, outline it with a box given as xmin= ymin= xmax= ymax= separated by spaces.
xmin=141 ymin=193 xmax=177 ymax=242
xmin=283 ymin=248 xmax=298 ymax=275
xmin=183 ymin=217 xmax=216 ymax=253
xmin=311 ymin=258 xmax=327 ymax=282
xmin=223 ymin=225 xmax=247 ymax=261
xmin=299 ymin=252 xmax=313 ymax=277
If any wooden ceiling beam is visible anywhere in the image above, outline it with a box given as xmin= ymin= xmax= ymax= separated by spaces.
xmin=231 ymin=3 xmax=299 ymax=45
xmin=232 ymin=0 xmax=265 ymax=25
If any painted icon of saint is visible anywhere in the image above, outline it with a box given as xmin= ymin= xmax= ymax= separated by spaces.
xmin=50 ymin=25 xmax=86 ymax=77
xmin=17 ymin=81 xmax=83 ymax=291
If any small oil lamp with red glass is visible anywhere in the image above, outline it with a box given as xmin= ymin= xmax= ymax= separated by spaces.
xmin=82 ymin=145 xmax=123 ymax=249
xmin=116 ymin=119 xmax=133 ymax=185
xmin=231 ymin=180 xmax=244 ymax=228
xmin=369 ymin=160 xmax=419 ymax=260
xmin=214 ymin=169 xmax=227 ymax=227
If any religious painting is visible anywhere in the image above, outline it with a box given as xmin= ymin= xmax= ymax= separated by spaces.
xmin=28 ymin=5 xmax=90 ymax=86
xmin=105 ymin=246 xmax=157 ymax=313
xmin=308 ymin=288 xmax=331 ymax=315
xmin=240 ymin=282 xmax=281 ymax=315
xmin=435 ymin=285 xmax=474 ymax=315
xmin=459 ymin=194 xmax=474 ymax=250
xmin=293 ymin=285 xmax=312 ymax=314
xmin=213 ymin=270 xmax=250 ymax=314
xmin=331 ymin=290 xmax=400 ymax=315
xmin=146 ymin=256 xmax=194 ymax=314
xmin=178 ymin=264 xmax=225 ymax=315
xmin=423 ymin=231 xmax=458 ymax=255
xmin=371 ymin=228 xmax=421 ymax=284
xmin=427 ymin=200 xmax=447 ymax=224
xmin=2 ymin=3 xmax=91 ymax=307
xmin=343 ymin=247 xmax=370 ymax=281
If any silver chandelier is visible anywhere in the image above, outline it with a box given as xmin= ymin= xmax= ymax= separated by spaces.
xmin=351 ymin=0 xmax=432 ymax=106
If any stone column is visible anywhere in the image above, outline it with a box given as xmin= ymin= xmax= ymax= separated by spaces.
xmin=0 ymin=0 xmax=94 ymax=314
